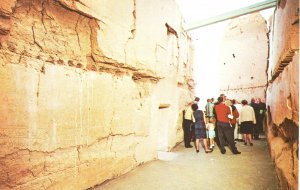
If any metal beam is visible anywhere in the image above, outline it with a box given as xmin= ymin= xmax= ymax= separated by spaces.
xmin=184 ymin=0 xmax=277 ymax=31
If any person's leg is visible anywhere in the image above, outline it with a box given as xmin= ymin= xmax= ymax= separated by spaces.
xmin=191 ymin=124 xmax=195 ymax=142
xmin=211 ymin=138 xmax=215 ymax=146
xmin=214 ymin=123 xmax=220 ymax=147
xmin=258 ymin=118 xmax=263 ymax=137
xmin=234 ymin=123 xmax=238 ymax=140
xmin=203 ymin=138 xmax=212 ymax=152
xmin=249 ymin=134 xmax=253 ymax=145
xmin=183 ymin=120 xmax=192 ymax=147
xmin=187 ymin=120 xmax=193 ymax=146
xmin=195 ymin=138 xmax=200 ymax=152
xmin=217 ymin=126 xmax=226 ymax=153
xmin=253 ymin=123 xmax=259 ymax=139
xmin=243 ymin=134 xmax=247 ymax=144
xmin=206 ymin=130 xmax=210 ymax=147
xmin=183 ymin=120 xmax=188 ymax=147
xmin=224 ymin=126 xmax=239 ymax=154
xmin=237 ymin=124 xmax=243 ymax=141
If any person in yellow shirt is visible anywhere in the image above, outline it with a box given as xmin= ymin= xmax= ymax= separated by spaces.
xmin=182 ymin=101 xmax=194 ymax=148
xmin=182 ymin=97 xmax=199 ymax=148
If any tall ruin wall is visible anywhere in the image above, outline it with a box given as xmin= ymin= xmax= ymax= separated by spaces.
xmin=218 ymin=13 xmax=268 ymax=101
xmin=266 ymin=0 xmax=299 ymax=189
xmin=0 ymin=0 xmax=194 ymax=189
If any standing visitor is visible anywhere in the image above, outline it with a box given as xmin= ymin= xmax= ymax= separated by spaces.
xmin=207 ymin=117 xmax=216 ymax=149
xmin=225 ymin=99 xmax=239 ymax=142
xmin=250 ymin=98 xmax=260 ymax=139
xmin=258 ymin=98 xmax=267 ymax=136
xmin=191 ymin=103 xmax=212 ymax=153
xmin=191 ymin=97 xmax=200 ymax=142
xmin=214 ymin=96 xmax=241 ymax=154
xmin=220 ymin=94 xmax=227 ymax=101
xmin=233 ymin=99 xmax=243 ymax=141
xmin=182 ymin=101 xmax=194 ymax=148
xmin=205 ymin=99 xmax=214 ymax=119
xmin=213 ymin=97 xmax=220 ymax=146
xmin=211 ymin=98 xmax=215 ymax=104
xmin=239 ymin=100 xmax=256 ymax=146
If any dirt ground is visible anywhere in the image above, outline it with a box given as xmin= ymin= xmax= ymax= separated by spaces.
xmin=96 ymin=138 xmax=279 ymax=190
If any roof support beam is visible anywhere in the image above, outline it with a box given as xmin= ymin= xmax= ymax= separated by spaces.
xmin=184 ymin=0 xmax=277 ymax=31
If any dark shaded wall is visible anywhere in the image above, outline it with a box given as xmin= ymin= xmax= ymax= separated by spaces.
xmin=266 ymin=0 xmax=299 ymax=189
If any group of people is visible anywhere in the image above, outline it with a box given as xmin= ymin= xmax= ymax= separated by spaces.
xmin=182 ymin=94 xmax=266 ymax=155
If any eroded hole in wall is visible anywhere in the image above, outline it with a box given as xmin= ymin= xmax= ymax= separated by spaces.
xmin=159 ymin=104 xmax=170 ymax=109
xmin=224 ymin=62 xmax=226 ymax=65
xmin=165 ymin=23 xmax=178 ymax=38
xmin=272 ymin=118 xmax=298 ymax=143
xmin=40 ymin=65 xmax=45 ymax=73
xmin=251 ymin=76 xmax=254 ymax=79
xmin=232 ymin=53 xmax=235 ymax=58
xmin=286 ymin=94 xmax=292 ymax=110
xmin=177 ymin=82 xmax=184 ymax=87
xmin=76 ymin=63 xmax=83 ymax=68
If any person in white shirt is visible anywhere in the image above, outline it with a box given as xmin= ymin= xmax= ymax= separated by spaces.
xmin=239 ymin=100 xmax=256 ymax=146
xmin=233 ymin=99 xmax=243 ymax=141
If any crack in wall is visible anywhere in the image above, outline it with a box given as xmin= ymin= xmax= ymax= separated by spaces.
xmin=130 ymin=0 xmax=136 ymax=39
xmin=31 ymin=23 xmax=43 ymax=51
xmin=41 ymin=1 xmax=48 ymax=34
xmin=55 ymin=0 xmax=99 ymax=21
xmin=1 ymin=0 xmax=161 ymax=83
xmin=75 ymin=15 xmax=82 ymax=50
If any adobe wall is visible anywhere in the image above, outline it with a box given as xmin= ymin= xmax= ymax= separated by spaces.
xmin=266 ymin=0 xmax=299 ymax=189
xmin=218 ymin=13 xmax=268 ymax=101
xmin=0 ymin=0 xmax=194 ymax=189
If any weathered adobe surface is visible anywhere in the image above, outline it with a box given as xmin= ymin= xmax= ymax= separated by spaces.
xmin=218 ymin=13 xmax=268 ymax=101
xmin=266 ymin=0 xmax=299 ymax=189
xmin=0 ymin=0 xmax=194 ymax=189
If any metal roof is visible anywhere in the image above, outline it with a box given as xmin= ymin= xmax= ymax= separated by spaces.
xmin=184 ymin=0 xmax=277 ymax=31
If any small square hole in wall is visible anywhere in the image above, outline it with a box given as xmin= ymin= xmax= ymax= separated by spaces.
xmin=159 ymin=104 xmax=170 ymax=109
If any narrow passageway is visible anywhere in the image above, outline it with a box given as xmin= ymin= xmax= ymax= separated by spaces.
xmin=0 ymin=0 xmax=297 ymax=189
xmin=97 ymin=137 xmax=279 ymax=190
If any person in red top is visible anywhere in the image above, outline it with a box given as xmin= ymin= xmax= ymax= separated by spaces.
xmin=214 ymin=96 xmax=241 ymax=155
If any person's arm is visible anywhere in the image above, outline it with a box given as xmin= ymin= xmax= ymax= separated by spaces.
xmin=252 ymin=107 xmax=256 ymax=124
xmin=226 ymin=106 xmax=231 ymax=119
xmin=239 ymin=108 xmax=243 ymax=125
xmin=203 ymin=111 xmax=207 ymax=124
xmin=213 ymin=106 xmax=217 ymax=120
xmin=192 ymin=112 xmax=195 ymax=123
xmin=233 ymin=108 xmax=239 ymax=118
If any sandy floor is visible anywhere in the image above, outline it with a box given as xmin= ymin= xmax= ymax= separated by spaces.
xmin=95 ymin=138 xmax=279 ymax=190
